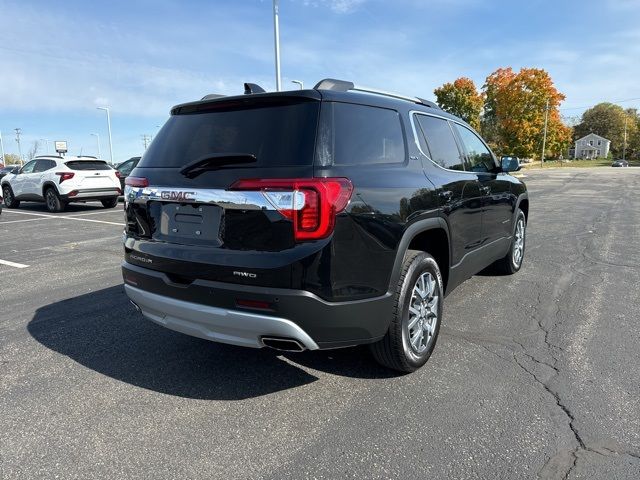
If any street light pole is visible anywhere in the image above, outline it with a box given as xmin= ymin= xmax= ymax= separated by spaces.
xmin=97 ymin=107 xmax=114 ymax=165
xmin=273 ymin=0 xmax=282 ymax=91
xmin=90 ymin=133 xmax=101 ymax=158
xmin=541 ymin=98 xmax=549 ymax=167
xmin=291 ymin=80 xmax=303 ymax=90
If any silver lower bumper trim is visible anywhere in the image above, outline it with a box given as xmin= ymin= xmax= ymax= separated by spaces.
xmin=124 ymin=284 xmax=319 ymax=350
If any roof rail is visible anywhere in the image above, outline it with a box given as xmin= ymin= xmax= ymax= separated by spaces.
xmin=77 ymin=155 xmax=98 ymax=159
xmin=35 ymin=155 xmax=63 ymax=159
xmin=201 ymin=93 xmax=225 ymax=101
xmin=313 ymin=78 xmax=440 ymax=109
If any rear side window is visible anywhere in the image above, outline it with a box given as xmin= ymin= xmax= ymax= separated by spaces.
xmin=34 ymin=159 xmax=56 ymax=172
xmin=140 ymin=100 xmax=320 ymax=168
xmin=317 ymin=102 xmax=405 ymax=166
xmin=65 ymin=161 xmax=112 ymax=171
xmin=415 ymin=115 xmax=465 ymax=171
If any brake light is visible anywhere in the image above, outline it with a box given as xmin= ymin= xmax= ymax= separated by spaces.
xmin=55 ymin=172 xmax=75 ymax=184
xmin=230 ymin=177 xmax=353 ymax=241
xmin=125 ymin=176 xmax=149 ymax=188
xmin=115 ymin=171 xmax=124 ymax=179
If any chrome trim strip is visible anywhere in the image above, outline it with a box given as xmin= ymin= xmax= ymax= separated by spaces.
xmin=124 ymin=185 xmax=305 ymax=211
xmin=409 ymin=110 xmax=499 ymax=175
xmin=125 ymin=284 xmax=320 ymax=350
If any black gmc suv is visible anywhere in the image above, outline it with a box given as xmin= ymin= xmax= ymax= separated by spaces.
xmin=122 ymin=79 xmax=528 ymax=372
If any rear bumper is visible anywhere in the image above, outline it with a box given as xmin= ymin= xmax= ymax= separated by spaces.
xmin=125 ymin=284 xmax=320 ymax=350
xmin=122 ymin=261 xmax=393 ymax=349
xmin=62 ymin=188 xmax=120 ymax=201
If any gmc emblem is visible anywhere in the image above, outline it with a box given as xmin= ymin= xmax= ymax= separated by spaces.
xmin=160 ymin=191 xmax=195 ymax=201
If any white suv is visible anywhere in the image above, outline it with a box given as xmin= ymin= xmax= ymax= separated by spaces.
xmin=1 ymin=156 xmax=121 ymax=212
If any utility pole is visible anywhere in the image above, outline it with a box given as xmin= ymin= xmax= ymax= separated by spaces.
xmin=541 ymin=98 xmax=549 ymax=167
xmin=273 ymin=0 xmax=282 ymax=91
xmin=0 ymin=131 xmax=5 ymax=165
xmin=623 ymin=117 xmax=628 ymax=161
xmin=141 ymin=134 xmax=152 ymax=150
xmin=14 ymin=128 xmax=23 ymax=164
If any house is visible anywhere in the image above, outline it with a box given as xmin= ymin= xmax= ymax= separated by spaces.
xmin=573 ymin=133 xmax=611 ymax=159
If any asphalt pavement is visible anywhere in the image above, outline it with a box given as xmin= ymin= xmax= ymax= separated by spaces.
xmin=1 ymin=168 xmax=639 ymax=479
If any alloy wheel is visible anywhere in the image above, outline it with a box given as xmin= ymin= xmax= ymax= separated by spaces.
xmin=406 ymin=272 xmax=439 ymax=354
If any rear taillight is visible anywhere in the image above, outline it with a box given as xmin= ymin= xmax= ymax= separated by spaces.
xmin=230 ymin=177 xmax=353 ymax=241
xmin=125 ymin=176 xmax=149 ymax=188
xmin=55 ymin=172 xmax=75 ymax=184
xmin=115 ymin=171 xmax=124 ymax=179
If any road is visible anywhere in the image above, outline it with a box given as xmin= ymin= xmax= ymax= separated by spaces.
xmin=1 ymin=168 xmax=639 ymax=479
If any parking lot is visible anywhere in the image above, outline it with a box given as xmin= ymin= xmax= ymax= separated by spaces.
xmin=1 ymin=168 xmax=639 ymax=479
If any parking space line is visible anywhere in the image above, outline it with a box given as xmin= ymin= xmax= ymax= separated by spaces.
xmin=65 ymin=210 xmax=124 ymax=217
xmin=0 ymin=217 xmax=56 ymax=225
xmin=0 ymin=210 xmax=124 ymax=226
xmin=0 ymin=259 xmax=29 ymax=268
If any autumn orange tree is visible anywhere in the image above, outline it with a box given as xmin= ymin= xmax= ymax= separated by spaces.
xmin=433 ymin=78 xmax=483 ymax=130
xmin=482 ymin=67 xmax=571 ymax=159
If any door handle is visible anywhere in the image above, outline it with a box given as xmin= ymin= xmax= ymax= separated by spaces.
xmin=479 ymin=186 xmax=491 ymax=195
xmin=438 ymin=190 xmax=453 ymax=202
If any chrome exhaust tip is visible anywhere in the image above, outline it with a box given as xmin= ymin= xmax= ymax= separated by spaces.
xmin=261 ymin=337 xmax=306 ymax=352
xmin=129 ymin=300 xmax=141 ymax=313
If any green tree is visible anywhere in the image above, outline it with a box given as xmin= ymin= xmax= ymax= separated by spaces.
xmin=482 ymin=67 xmax=572 ymax=159
xmin=574 ymin=103 xmax=638 ymax=158
xmin=433 ymin=77 xmax=483 ymax=130
xmin=2 ymin=153 xmax=22 ymax=166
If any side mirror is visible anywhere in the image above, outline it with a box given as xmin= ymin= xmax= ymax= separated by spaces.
xmin=501 ymin=157 xmax=520 ymax=173
xmin=13 ymin=167 xmax=22 ymax=175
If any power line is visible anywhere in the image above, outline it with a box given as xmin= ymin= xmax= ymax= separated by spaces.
xmin=560 ymin=97 xmax=640 ymax=111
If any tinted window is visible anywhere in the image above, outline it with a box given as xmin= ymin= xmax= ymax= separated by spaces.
xmin=319 ymin=103 xmax=405 ymax=166
xmin=140 ymin=99 xmax=319 ymax=168
xmin=415 ymin=115 xmax=465 ymax=171
xmin=117 ymin=159 xmax=136 ymax=176
xmin=34 ymin=159 xmax=56 ymax=172
xmin=455 ymin=125 xmax=496 ymax=172
xmin=21 ymin=160 xmax=37 ymax=174
xmin=65 ymin=160 xmax=112 ymax=170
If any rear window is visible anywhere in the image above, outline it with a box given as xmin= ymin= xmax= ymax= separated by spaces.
xmin=65 ymin=161 xmax=112 ymax=171
xmin=316 ymin=102 xmax=405 ymax=166
xmin=139 ymin=99 xmax=320 ymax=168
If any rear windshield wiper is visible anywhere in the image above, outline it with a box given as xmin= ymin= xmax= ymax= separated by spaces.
xmin=180 ymin=153 xmax=257 ymax=178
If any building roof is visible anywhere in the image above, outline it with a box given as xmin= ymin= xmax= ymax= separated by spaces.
xmin=575 ymin=133 xmax=610 ymax=143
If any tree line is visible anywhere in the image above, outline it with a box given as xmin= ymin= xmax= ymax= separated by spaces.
xmin=433 ymin=68 xmax=639 ymax=160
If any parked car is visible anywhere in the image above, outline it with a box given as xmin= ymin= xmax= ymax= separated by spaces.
xmin=0 ymin=165 xmax=20 ymax=181
xmin=1 ymin=156 xmax=121 ymax=212
xmin=115 ymin=157 xmax=141 ymax=191
xmin=122 ymin=79 xmax=528 ymax=372
xmin=611 ymin=159 xmax=629 ymax=167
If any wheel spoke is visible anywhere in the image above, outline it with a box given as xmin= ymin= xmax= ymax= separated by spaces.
xmin=407 ymin=314 xmax=420 ymax=330
xmin=411 ymin=329 xmax=423 ymax=348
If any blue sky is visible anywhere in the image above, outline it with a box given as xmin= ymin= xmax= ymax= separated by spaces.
xmin=1 ymin=0 xmax=639 ymax=163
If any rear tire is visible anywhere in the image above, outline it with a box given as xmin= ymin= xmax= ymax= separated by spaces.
xmin=493 ymin=209 xmax=526 ymax=275
xmin=101 ymin=197 xmax=118 ymax=208
xmin=370 ymin=250 xmax=443 ymax=373
xmin=45 ymin=187 xmax=66 ymax=213
xmin=2 ymin=185 xmax=20 ymax=208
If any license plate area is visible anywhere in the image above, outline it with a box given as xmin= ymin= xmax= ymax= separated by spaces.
xmin=149 ymin=202 xmax=222 ymax=246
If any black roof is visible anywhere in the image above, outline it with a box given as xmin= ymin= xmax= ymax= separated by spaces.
xmin=170 ymin=78 xmax=464 ymax=125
